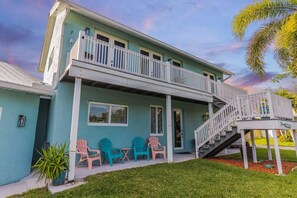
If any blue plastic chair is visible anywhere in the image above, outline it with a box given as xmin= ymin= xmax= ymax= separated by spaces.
xmin=99 ymin=138 xmax=123 ymax=166
xmin=132 ymin=137 xmax=150 ymax=161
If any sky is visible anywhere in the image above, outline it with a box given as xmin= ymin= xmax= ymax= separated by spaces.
xmin=0 ymin=0 xmax=296 ymax=93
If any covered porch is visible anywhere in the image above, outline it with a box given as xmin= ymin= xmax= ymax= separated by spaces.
xmin=75 ymin=153 xmax=195 ymax=179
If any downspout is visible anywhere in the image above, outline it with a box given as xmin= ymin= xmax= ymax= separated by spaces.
xmin=223 ymin=74 xmax=233 ymax=82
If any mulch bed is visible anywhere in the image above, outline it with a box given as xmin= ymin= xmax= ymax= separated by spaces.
xmin=208 ymin=158 xmax=297 ymax=174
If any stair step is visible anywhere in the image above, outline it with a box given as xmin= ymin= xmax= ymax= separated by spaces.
xmin=220 ymin=134 xmax=226 ymax=137
xmin=226 ymin=130 xmax=232 ymax=133
xmin=208 ymin=142 xmax=215 ymax=146
xmin=214 ymin=138 xmax=220 ymax=142
xmin=202 ymin=146 xmax=210 ymax=150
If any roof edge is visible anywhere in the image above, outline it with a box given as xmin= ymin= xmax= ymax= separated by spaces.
xmin=56 ymin=0 xmax=233 ymax=75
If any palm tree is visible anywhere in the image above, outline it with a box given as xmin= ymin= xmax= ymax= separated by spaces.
xmin=232 ymin=0 xmax=297 ymax=79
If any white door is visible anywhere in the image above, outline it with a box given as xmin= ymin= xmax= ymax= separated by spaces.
xmin=95 ymin=31 xmax=127 ymax=69
xmin=140 ymin=48 xmax=162 ymax=79
xmin=173 ymin=108 xmax=184 ymax=150
xmin=203 ymin=72 xmax=216 ymax=93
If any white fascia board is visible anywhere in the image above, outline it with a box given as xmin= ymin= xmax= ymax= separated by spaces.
xmin=57 ymin=0 xmax=233 ymax=76
xmin=0 ymin=81 xmax=54 ymax=96
xmin=236 ymin=120 xmax=297 ymax=130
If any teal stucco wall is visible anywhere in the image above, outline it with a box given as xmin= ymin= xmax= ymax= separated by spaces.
xmin=0 ymin=89 xmax=40 ymax=186
xmin=59 ymin=11 xmax=224 ymax=80
xmin=47 ymin=82 xmax=207 ymax=158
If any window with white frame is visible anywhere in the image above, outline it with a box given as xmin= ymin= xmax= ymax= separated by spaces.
xmin=150 ymin=106 xmax=163 ymax=135
xmin=88 ymin=102 xmax=128 ymax=126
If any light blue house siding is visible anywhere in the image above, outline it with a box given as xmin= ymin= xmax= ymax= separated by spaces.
xmin=47 ymin=82 xmax=207 ymax=156
xmin=0 ymin=89 xmax=40 ymax=186
xmin=58 ymin=11 xmax=224 ymax=80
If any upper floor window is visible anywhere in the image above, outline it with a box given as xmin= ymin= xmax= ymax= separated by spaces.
xmin=88 ymin=102 xmax=128 ymax=126
xmin=203 ymin=72 xmax=215 ymax=81
xmin=172 ymin=59 xmax=182 ymax=67
xmin=94 ymin=30 xmax=128 ymax=69
xmin=140 ymin=48 xmax=163 ymax=78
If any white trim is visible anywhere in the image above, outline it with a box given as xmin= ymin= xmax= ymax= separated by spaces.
xmin=203 ymin=71 xmax=216 ymax=80
xmin=0 ymin=81 xmax=53 ymax=96
xmin=166 ymin=95 xmax=173 ymax=162
xmin=139 ymin=47 xmax=163 ymax=60
xmin=87 ymin=101 xmax=128 ymax=126
xmin=150 ymin=105 xmax=164 ymax=136
xmin=95 ymin=29 xmax=128 ymax=47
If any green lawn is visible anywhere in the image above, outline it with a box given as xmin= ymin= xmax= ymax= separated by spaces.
xmin=219 ymin=148 xmax=297 ymax=162
xmin=250 ymin=138 xmax=295 ymax=147
xmin=11 ymin=149 xmax=297 ymax=198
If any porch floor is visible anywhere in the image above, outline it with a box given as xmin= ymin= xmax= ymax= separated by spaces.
xmin=75 ymin=154 xmax=195 ymax=179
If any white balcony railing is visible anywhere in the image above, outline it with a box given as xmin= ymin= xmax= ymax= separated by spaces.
xmin=68 ymin=31 xmax=246 ymax=100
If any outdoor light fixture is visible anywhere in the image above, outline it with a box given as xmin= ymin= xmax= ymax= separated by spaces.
xmin=17 ymin=115 xmax=26 ymax=127
xmin=85 ymin=27 xmax=90 ymax=36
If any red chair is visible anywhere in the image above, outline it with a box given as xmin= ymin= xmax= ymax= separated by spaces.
xmin=148 ymin=137 xmax=166 ymax=160
xmin=77 ymin=139 xmax=102 ymax=170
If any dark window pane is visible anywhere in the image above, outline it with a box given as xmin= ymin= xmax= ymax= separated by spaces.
xmin=140 ymin=50 xmax=149 ymax=56
xmin=151 ymin=107 xmax=156 ymax=134
xmin=97 ymin=34 xmax=109 ymax=42
xmin=111 ymin=106 xmax=127 ymax=124
xmin=157 ymin=107 xmax=163 ymax=133
xmin=173 ymin=61 xmax=181 ymax=67
xmin=153 ymin=54 xmax=161 ymax=60
xmin=89 ymin=104 xmax=109 ymax=123
xmin=114 ymin=40 xmax=125 ymax=48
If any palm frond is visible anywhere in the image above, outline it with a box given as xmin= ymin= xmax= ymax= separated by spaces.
xmin=232 ymin=0 xmax=297 ymax=40
xmin=246 ymin=18 xmax=285 ymax=78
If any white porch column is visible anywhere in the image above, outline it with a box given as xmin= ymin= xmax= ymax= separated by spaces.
xmin=265 ymin=130 xmax=272 ymax=160
xmin=293 ymin=130 xmax=297 ymax=158
xmin=166 ymin=95 xmax=173 ymax=163
xmin=272 ymin=130 xmax=283 ymax=175
xmin=208 ymin=102 xmax=213 ymax=117
xmin=250 ymin=130 xmax=257 ymax=163
xmin=240 ymin=130 xmax=248 ymax=169
xmin=68 ymin=77 xmax=82 ymax=181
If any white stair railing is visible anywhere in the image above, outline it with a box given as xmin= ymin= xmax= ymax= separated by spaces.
xmin=194 ymin=91 xmax=293 ymax=158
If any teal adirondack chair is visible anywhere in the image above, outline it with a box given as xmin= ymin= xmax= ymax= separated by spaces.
xmin=132 ymin=137 xmax=150 ymax=161
xmin=99 ymin=138 xmax=123 ymax=166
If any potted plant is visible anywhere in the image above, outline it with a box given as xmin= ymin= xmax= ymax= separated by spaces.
xmin=33 ymin=142 xmax=69 ymax=186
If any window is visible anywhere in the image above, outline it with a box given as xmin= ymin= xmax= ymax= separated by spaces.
xmin=88 ymin=102 xmax=128 ymax=126
xmin=172 ymin=60 xmax=182 ymax=67
xmin=150 ymin=106 xmax=163 ymax=135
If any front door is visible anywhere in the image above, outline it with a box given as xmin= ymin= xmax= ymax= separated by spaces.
xmin=173 ymin=108 xmax=183 ymax=150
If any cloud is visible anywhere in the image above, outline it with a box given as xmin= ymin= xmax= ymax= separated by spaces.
xmin=205 ymin=41 xmax=247 ymax=57
xmin=0 ymin=23 xmax=32 ymax=46
xmin=226 ymin=70 xmax=276 ymax=92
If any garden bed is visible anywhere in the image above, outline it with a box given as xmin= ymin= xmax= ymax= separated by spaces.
xmin=208 ymin=158 xmax=297 ymax=174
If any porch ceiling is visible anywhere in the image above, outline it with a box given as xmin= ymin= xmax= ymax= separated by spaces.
xmin=62 ymin=76 xmax=208 ymax=105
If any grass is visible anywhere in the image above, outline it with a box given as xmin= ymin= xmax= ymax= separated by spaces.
xmin=219 ymin=148 xmax=297 ymax=162
xmin=249 ymin=138 xmax=295 ymax=147
xmin=11 ymin=148 xmax=297 ymax=198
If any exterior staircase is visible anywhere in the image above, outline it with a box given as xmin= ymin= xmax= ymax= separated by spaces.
xmin=195 ymin=81 xmax=293 ymax=158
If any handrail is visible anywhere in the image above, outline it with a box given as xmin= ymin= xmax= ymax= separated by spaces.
xmin=68 ymin=31 xmax=247 ymax=98
xmin=194 ymin=91 xmax=293 ymax=157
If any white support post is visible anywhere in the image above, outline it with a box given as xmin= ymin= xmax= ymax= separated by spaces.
xmin=265 ymin=130 xmax=272 ymax=160
xmin=77 ymin=31 xmax=86 ymax=60
xmin=208 ymin=102 xmax=213 ymax=117
xmin=68 ymin=77 xmax=82 ymax=181
xmin=272 ymin=130 xmax=283 ymax=175
xmin=293 ymin=130 xmax=297 ymax=158
xmin=166 ymin=95 xmax=173 ymax=163
xmin=241 ymin=129 xmax=248 ymax=169
xmin=250 ymin=130 xmax=257 ymax=163
xmin=166 ymin=62 xmax=171 ymax=83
